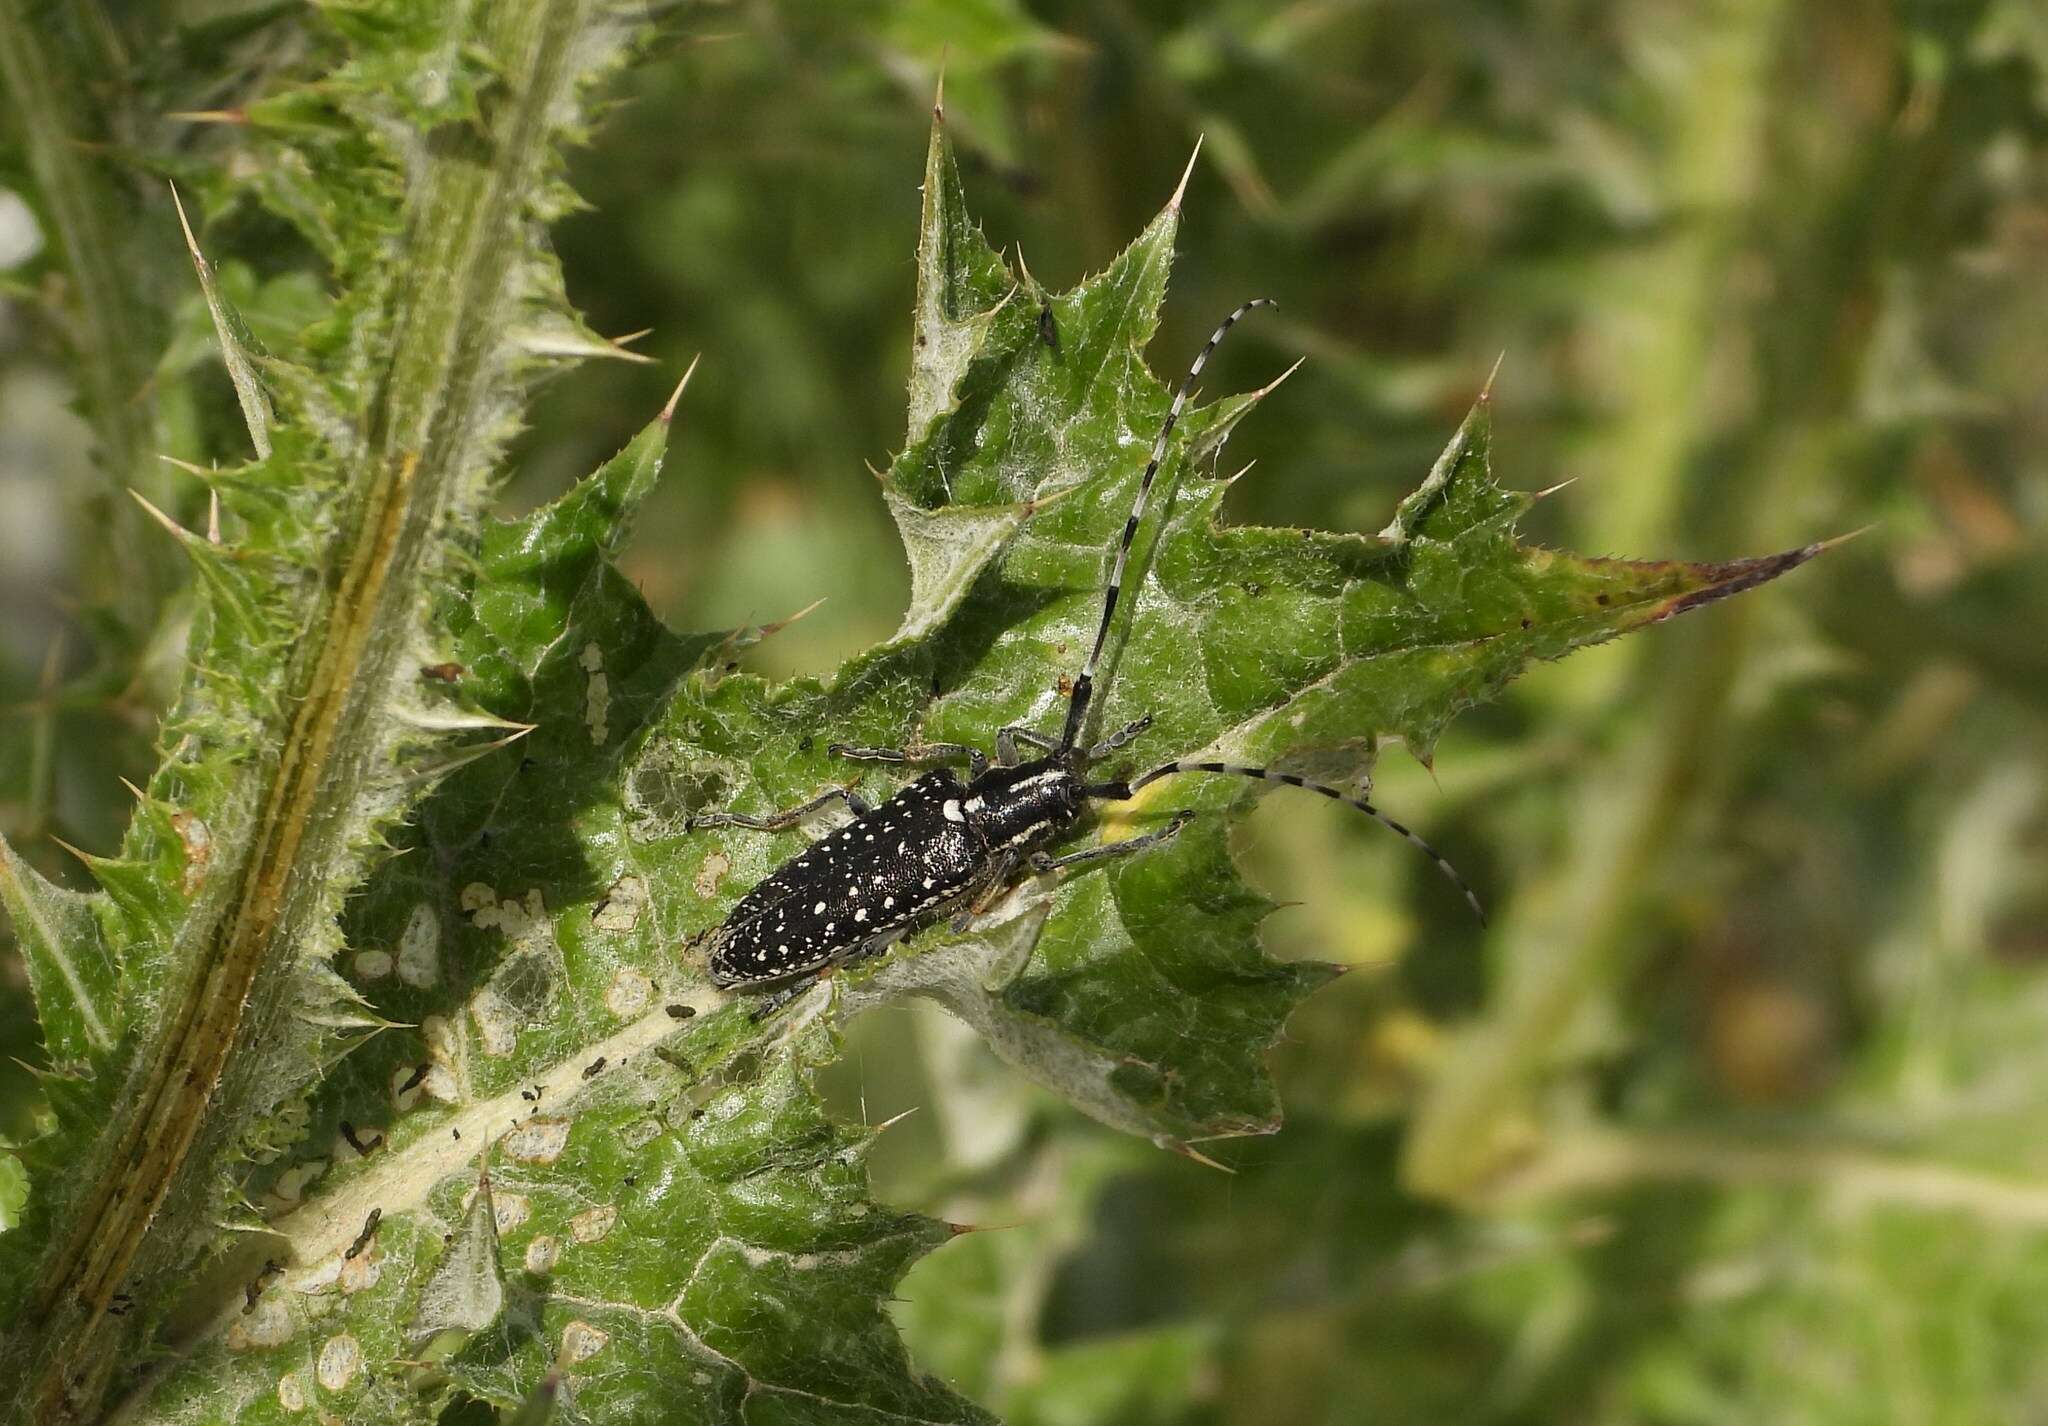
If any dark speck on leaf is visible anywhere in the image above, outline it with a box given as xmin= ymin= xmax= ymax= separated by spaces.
xmin=399 ymin=1063 xmax=430 ymax=1095
xmin=798 ymin=735 xmax=814 ymax=753
xmin=666 ymin=1003 xmax=696 ymax=1020
xmin=1595 ymin=593 xmax=1610 ymax=605
xmin=346 ymin=1208 xmax=382 ymax=1260
xmin=583 ymin=1057 xmax=606 ymax=1079
xmin=420 ymin=662 xmax=464 ymax=683
xmin=244 ymin=1260 xmax=280 ymax=1312
xmin=1520 ymin=617 xmax=1533 ymax=629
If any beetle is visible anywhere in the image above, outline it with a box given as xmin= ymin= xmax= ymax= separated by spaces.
xmin=690 ymin=300 xmax=1481 ymax=1007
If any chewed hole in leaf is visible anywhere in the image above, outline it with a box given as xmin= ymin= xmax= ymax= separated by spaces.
xmin=625 ymin=741 xmax=739 ymax=836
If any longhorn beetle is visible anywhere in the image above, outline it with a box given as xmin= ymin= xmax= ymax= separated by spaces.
xmin=692 ymin=300 xmax=1483 ymax=1009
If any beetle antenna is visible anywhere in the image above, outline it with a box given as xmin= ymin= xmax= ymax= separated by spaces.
xmin=1116 ymin=759 xmax=1486 ymax=924
xmin=1056 ymin=298 xmax=1276 ymax=757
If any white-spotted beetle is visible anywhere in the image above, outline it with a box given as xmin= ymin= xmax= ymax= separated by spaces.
xmin=692 ymin=300 xmax=1482 ymax=1008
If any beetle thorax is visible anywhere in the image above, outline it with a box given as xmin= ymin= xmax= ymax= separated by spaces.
xmin=956 ymin=760 xmax=1084 ymax=853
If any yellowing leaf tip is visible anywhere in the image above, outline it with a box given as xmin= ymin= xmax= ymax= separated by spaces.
xmin=1480 ymin=349 xmax=1507 ymax=403
xmin=1254 ymin=354 xmax=1307 ymax=401
xmin=1165 ymin=1137 xmax=1236 ymax=1174
xmin=1168 ymin=134 xmax=1205 ymax=215
xmin=168 ymin=181 xmax=206 ymax=273
xmin=872 ymin=1105 xmax=919 ymax=1135
xmin=128 ymin=489 xmax=199 ymax=544
xmin=758 ymin=595 xmax=828 ymax=638
xmin=165 ymin=107 xmax=247 ymax=125
xmin=659 ymin=352 xmax=701 ymax=425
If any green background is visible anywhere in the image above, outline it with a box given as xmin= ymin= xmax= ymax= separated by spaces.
xmin=4 ymin=2 xmax=2046 ymax=1421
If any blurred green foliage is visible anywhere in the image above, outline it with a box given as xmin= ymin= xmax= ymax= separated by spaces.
xmin=4 ymin=0 xmax=2046 ymax=1422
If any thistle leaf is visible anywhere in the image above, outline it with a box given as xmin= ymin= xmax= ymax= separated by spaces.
xmin=7 ymin=92 xmax=1826 ymax=1426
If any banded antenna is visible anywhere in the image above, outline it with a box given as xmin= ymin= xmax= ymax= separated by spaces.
xmin=1055 ymin=297 xmax=1276 ymax=755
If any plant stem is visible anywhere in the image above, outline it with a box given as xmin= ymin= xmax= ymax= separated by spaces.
xmin=9 ymin=5 xmax=609 ymax=1419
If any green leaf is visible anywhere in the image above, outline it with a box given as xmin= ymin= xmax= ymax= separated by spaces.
xmin=0 ymin=836 xmax=121 ymax=1069
xmin=0 ymin=3 xmax=667 ymax=1418
xmin=8 ymin=90 xmax=1827 ymax=1426
xmin=125 ymin=400 xmax=989 ymax=1423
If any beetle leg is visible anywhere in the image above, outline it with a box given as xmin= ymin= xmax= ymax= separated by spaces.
xmin=951 ymin=852 xmax=1022 ymax=932
xmin=995 ymin=725 xmax=1057 ymax=764
xmin=746 ymin=980 xmax=815 ymax=1021
xmin=689 ymin=784 xmax=871 ymax=832
xmin=829 ymin=740 xmax=989 ymax=779
xmin=1083 ymin=714 xmax=1153 ymax=762
xmin=1029 ymin=812 xmax=1193 ymax=874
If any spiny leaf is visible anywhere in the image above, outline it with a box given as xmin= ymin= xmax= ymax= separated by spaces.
xmin=20 ymin=88 xmax=1826 ymax=1423
xmin=0 ymin=4 xmax=665 ymax=1419
xmin=123 ymin=113 xmax=1828 ymax=1426
xmin=129 ymin=397 xmax=987 ymax=1423
xmin=170 ymin=182 xmax=274 ymax=458
xmin=0 ymin=837 xmax=120 ymax=1067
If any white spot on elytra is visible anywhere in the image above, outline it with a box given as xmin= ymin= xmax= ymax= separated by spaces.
xmin=352 ymin=949 xmax=391 ymax=980
xmin=592 ymin=875 xmax=647 ymax=932
xmin=582 ymin=642 xmax=610 ymax=745
xmin=605 ymin=967 xmax=653 ymax=1019
xmin=525 ymin=1235 xmax=560 ymax=1274
xmin=942 ymin=799 xmax=965 ymax=822
xmin=316 ymin=1333 xmax=361 ymax=1392
xmin=571 ymin=1205 xmax=617 ymax=1243
xmin=502 ymin=1119 xmax=571 ymax=1165
xmin=563 ymin=1319 xmax=610 ymax=1362
xmin=398 ymin=904 xmax=439 ymax=988
xmin=812 ymin=900 xmax=826 ymax=914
